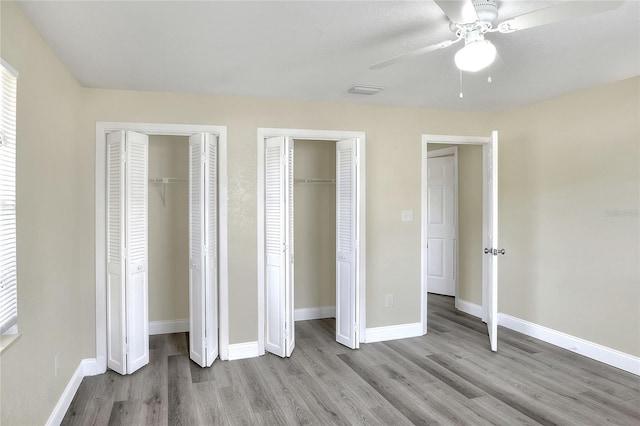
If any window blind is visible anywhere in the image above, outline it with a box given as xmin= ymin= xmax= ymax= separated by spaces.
xmin=0 ymin=61 xmax=18 ymax=335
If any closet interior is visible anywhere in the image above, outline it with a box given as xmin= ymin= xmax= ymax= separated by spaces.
xmin=148 ymin=135 xmax=190 ymax=330
xmin=293 ymin=139 xmax=337 ymax=332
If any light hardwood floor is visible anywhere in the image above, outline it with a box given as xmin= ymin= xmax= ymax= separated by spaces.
xmin=62 ymin=295 xmax=640 ymax=425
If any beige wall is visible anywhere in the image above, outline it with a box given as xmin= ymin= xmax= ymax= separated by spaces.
xmin=293 ymin=140 xmax=336 ymax=310
xmin=0 ymin=1 xmax=86 ymax=424
xmin=497 ymin=77 xmax=640 ymax=356
xmin=427 ymin=144 xmax=483 ymax=304
xmin=148 ymin=136 xmax=189 ymax=322
xmin=1 ymin=1 xmax=638 ymax=422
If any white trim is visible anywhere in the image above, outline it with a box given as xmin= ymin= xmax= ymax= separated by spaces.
xmin=46 ymin=358 xmax=99 ymax=426
xmin=457 ymin=299 xmax=483 ymax=318
xmin=149 ymin=319 xmax=189 ymax=335
xmin=257 ymin=128 xmax=367 ymax=355
xmin=227 ymin=341 xmax=260 ymax=361
xmin=499 ymin=314 xmax=640 ymax=376
xmin=96 ymin=122 xmax=230 ymax=373
xmin=294 ymin=306 xmax=336 ymax=321
xmin=421 ymin=133 xmax=493 ymax=339
xmin=365 ymin=322 xmax=423 ymax=343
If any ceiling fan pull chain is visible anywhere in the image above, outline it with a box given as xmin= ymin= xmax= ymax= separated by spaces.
xmin=459 ymin=70 xmax=464 ymax=99
xmin=488 ymin=64 xmax=493 ymax=83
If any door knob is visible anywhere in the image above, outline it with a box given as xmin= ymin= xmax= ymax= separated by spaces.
xmin=484 ymin=248 xmax=506 ymax=255
xmin=137 ymin=265 xmax=142 ymax=270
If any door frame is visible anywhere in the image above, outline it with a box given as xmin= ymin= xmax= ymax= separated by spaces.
xmin=421 ymin=133 xmax=495 ymax=334
xmin=257 ymin=128 xmax=367 ymax=354
xmin=425 ymin=146 xmax=459 ymax=301
xmin=95 ymin=122 xmax=229 ymax=372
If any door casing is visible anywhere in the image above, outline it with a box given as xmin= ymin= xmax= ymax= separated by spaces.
xmin=95 ymin=122 xmax=229 ymax=373
xmin=257 ymin=128 xmax=367 ymax=355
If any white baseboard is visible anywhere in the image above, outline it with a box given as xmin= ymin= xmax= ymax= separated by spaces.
xmin=452 ymin=301 xmax=639 ymax=376
xmin=457 ymin=299 xmax=482 ymax=318
xmin=295 ymin=306 xmax=336 ymax=321
xmin=149 ymin=319 xmax=189 ymax=335
xmin=46 ymin=358 xmax=98 ymax=426
xmin=228 ymin=341 xmax=260 ymax=361
xmin=499 ymin=313 xmax=640 ymax=376
xmin=365 ymin=322 xmax=423 ymax=343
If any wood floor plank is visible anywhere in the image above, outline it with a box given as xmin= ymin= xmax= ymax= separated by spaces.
xmin=108 ymin=400 xmax=142 ymax=426
xmin=338 ymin=352 xmax=439 ymax=425
xmin=167 ymin=355 xmax=198 ymax=426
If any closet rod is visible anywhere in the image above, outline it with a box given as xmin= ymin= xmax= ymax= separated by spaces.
xmin=149 ymin=177 xmax=187 ymax=206
xmin=294 ymin=178 xmax=335 ymax=184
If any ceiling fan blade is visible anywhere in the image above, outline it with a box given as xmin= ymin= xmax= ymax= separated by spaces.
xmin=434 ymin=0 xmax=478 ymax=24
xmin=370 ymin=39 xmax=459 ymax=70
xmin=497 ymin=0 xmax=624 ymax=33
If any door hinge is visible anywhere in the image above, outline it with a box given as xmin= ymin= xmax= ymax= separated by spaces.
xmin=123 ymin=341 xmax=128 ymax=355
xmin=354 ymin=322 xmax=358 ymax=333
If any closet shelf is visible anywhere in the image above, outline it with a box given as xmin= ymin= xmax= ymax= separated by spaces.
xmin=295 ymin=178 xmax=335 ymax=184
xmin=149 ymin=177 xmax=187 ymax=205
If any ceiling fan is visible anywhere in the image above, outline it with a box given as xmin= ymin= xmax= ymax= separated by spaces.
xmin=370 ymin=0 xmax=624 ymax=72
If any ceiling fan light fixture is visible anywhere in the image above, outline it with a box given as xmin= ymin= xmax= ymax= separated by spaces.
xmin=454 ymin=39 xmax=496 ymax=72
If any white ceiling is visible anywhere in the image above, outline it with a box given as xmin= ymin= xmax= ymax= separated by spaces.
xmin=16 ymin=0 xmax=640 ymax=111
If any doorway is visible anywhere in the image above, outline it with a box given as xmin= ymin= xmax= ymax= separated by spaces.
xmin=257 ymin=128 xmax=367 ymax=357
xmin=421 ymin=132 xmax=501 ymax=351
xmin=95 ymin=122 xmax=229 ymax=375
xmin=293 ymin=139 xmax=336 ymax=329
xmin=425 ymin=146 xmax=459 ymax=298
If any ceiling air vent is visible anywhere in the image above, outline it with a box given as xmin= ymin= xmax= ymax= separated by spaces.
xmin=348 ymin=85 xmax=383 ymax=95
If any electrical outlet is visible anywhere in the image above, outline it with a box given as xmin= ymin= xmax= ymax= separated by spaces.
xmin=401 ymin=210 xmax=413 ymax=222
xmin=385 ymin=294 xmax=394 ymax=308
xmin=55 ymin=353 xmax=60 ymax=376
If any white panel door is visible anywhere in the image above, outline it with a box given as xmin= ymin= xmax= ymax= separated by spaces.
xmin=285 ymin=140 xmax=295 ymax=357
xmin=125 ymin=131 xmax=149 ymax=374
xmin=336 ymin=138 xmax=358 ymax=349
xmin=204 ymin=133 xmax=219 ymax=365
xmin=426 ymin=156 xmax=455 ymax=296
xmin=483 ymin=131 xmax=499 ymax=352
xmin=264 ymin=136 xmax=291 ymax=357
xmin=189 ymin=133 xmax=207 ymax=366
xmin=106 ymin=131 xmax=127 ymax=375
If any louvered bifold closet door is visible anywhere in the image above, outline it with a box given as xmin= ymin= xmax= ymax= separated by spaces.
xmin=285 ymin=139 xmax=295 ymax=357
xmin=125 ymin=131 xmax=149 ymax=374
xmin=336 ymin=138 xmax=358 ymax=349
xmin=0 ymin=65 xmax=17 ymax=335
xmin=106 ymin=131 xmax=127 ymax=375
xmin=265 ymin=137 xmax=287 ymax=357
xmin=189 ymin=134 xmax=207 ymax=367
xmin=204 ymin=133 xmax=219 ymax=366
